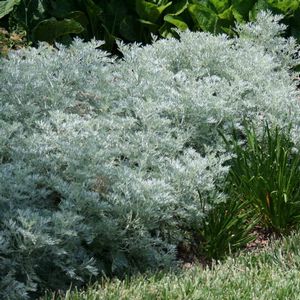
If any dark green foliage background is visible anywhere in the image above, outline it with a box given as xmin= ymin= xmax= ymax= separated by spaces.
xmin=1 ymin=0 xmax=300 ymax=52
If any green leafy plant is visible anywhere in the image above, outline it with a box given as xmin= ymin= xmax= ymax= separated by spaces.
xmin=1 ymin=0 xmax=300 ymax=53
xmin=192 ymin=194 xmax=255 ymax=260
xmin=225 ymin=123 xmax=300 ymax=233
xmin=0 ymin=0 xmax=193 ymax=51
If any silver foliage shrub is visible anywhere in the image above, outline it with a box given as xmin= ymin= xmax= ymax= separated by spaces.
xmin=0 ymin=12 xmax=299 ymax=298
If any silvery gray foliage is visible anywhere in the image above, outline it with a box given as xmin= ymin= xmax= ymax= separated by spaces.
xmin=0 ymin=11 xmax=299 ymax=298
xmin=236 ymin=12 xmax=300 ymax=69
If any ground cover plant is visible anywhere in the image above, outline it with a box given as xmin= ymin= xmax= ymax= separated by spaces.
xmin=0 ymin=11 xmax=300 ymax=299
xmin=43 ymin=231 xmax=300 ymax=300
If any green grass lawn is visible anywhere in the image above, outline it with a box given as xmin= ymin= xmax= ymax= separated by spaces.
xmin=44 ymin=231 xmax=300 ymax=300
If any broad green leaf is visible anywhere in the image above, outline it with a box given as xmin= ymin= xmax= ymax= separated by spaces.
xmin=159 ymin=22 xmax=175 ymax=37
xmin=119 ymin=15 xmax=140 ymax=41
xmin=232 ymin=10 xmax=244 ymax=22
xmin=267 ymin=0 xmax=299 ymax=13
xmin=136 ymin=0 xmax=172 ymax=23
xmin=162 ymin=0 xmax=189 ymax=32
xmin=9 ymin=0 xmax=46 ymax=30
xmin=232 ymin=0 xmax=256 ymax=22
xmin=188 ymin=3 xmax=218 ymax=32
xmin=221 ymin=26 xmax=235 ymax=36
xmin=32 ymin=18 xmax=84 ymax=42
xmin=48 ymin=0 xmax=79 ymax=19
xmin=156 ymin=1 xmax=173 ymax=14
xmin=0 ymin=0 xmax=20 ymax=19
xmin=100 ymin=0 xmax=128 ymax=34
xmin=32 ymin=0 xmax=46 ymax=17
xmin=249 ymin=0 xmax=270 ymax=21
xmin=218 ymin=6 xmax=233 ymax=21
xmin=209 ymin=0 xmax=230 ymax=13
xmin=84 ymin=0 xmax=103 ymax=37
xmin=84 ymin=0 xmax=103 ymax=18
xmin=100 ymin=22 xmax=115 ymax=50
xmin=167 ymin=0 xmax=189 ymax=15
xmin=164 ymin=14 xmax=188 ymax=30
xmin=138 ymin=18 xmax=160 ymax=31
xmin=68 ymin=11 xmax=89 ymax=28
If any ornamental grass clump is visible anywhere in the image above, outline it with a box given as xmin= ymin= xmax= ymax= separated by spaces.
xmin=193 ymin=195 xmax=256 ymax=260
xmin=0 ymin=12 xmax=299 ymax=299
xmin=225 ymin=123 xmax=300 ymax=233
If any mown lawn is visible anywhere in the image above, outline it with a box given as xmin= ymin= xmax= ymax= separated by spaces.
xmin=44 ymin=231 xmax=300 ymax=300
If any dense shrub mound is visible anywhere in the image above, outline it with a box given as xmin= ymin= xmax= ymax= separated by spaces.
xmin=0 ymin=12 xmax=299 ymax=299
